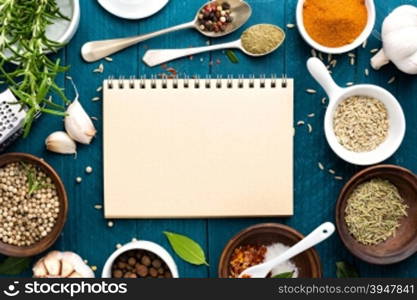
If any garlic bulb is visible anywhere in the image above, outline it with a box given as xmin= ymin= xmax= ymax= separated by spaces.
xmin=45 ymin=131 xmax=77 ymax=154
xmin=33 ymin=251 xmax=95 ymax=278
xmin=371 ymin=5 xmax=417 ymax=74
xmin=65 ymin=99 xmax=97 ymax=144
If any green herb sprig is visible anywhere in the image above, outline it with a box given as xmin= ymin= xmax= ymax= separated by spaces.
xmin=0 ymin=0 xmax=70 ymax=137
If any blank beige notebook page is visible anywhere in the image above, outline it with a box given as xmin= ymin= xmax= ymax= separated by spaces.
xmin=103 ymin=78 xmax=293 ymax=218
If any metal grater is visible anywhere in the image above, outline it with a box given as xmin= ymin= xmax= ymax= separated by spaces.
xmin=0 ymin=89 xmax=26 ymax=153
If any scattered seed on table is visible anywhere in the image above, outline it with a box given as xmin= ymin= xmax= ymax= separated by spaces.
xmin=91 ymin=97 xmax=100 ymax=101
xmin=96 ymin=86 xmax=103 ymax=92
xmin=330 ymin=59 xmax=337 ymax=68
xmin=311 ymin=49 xmax=317 ymax=57
xmin=91 ymin=266 xmax=98 ymax=271
xmin=93 ymin=63 xmax=104 ymax=73
xmin=388 ymin=76 xmax=396 ymax=84
xmin=327 ymin=54 xmax=332 ymax=63
xmin=370 ymin=48 xmax=379 ymax=54
xmin=346 ymin=82 xmax=354 ymax=86
xmin=307 ymin=113 xmax=315 ymax=118
xmin=307 ymin=123 xmax=313 ymax=133
xmin=321 ymin=97 xmax=327 ymax=104
xmin=318 ymin=52 xmax=324 ymax=61
xmin=104 ymin=57 xmax=113 ymax=62
xmin=85 ymin=166 xmax=93 ymax=174
xmin=297 ymin=120 xmax=305 ymax=126
xmin=318 ymin=162 xmax=324 ymax=170
xmin=75 ymin=177 xmax=82 ymax=183
xmin=108 ymin=221 xmax=114 ymax=228
xmin=335 ymin=176 xmax=343 ymax=180
xmin=362 ymin=40 xmax=367 ymax=48
xmin=94 ymin=204 xmax=103 ymax=210
xmin=306 ymin=89 xmax=317 ymax=94
xmin=350 ymin=57 xmax=355 ymax=65
xmin=116 ymin=243 xmax=122 ymax=249
xmin=328 ymin=169 xmax=336 ymax=174
xmin=66 ymin=76 xmax=72 ymax=80
xmin=365 ymin=68 xmax=369 ymax=76
xmin=286 ymin=23 xmax=295 ymax=28
xmin=348 ymin=53 xmax=356 ymax=58
xmin=91 ymin=116 xmax=98 ymax=121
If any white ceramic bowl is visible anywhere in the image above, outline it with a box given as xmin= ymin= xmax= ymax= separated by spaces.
xmin=97 ymin=0 xmax=169 ymax=20
xmin=102 ymin=240 xmax=179 ymax=278
xmin=307 ymin=58 xmax=406 ymax=166
xmin=47 ymin=0 xmax=80 ymax=45
xmin=296 ymin=0 xmax=376 ymax=54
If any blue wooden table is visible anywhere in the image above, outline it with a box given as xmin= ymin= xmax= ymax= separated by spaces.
xmin=4 ymin=0 xmax=417 ymax=278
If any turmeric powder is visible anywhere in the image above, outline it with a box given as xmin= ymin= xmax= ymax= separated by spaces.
xmin=303 ymin=0 xmax=368 ymax=48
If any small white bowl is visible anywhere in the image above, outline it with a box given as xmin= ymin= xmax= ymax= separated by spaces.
xmin=296 ymin=0 xmax=376 ymax=54
xmin=97 ymin=0 xmax=169 ymax=20
xmin=307 ymin=57 xmax=406 ymax=166
xmin=46 ymin=0 xmax=80 ymax=45
xmin=102 ymin=240 xmax=179 ymax=278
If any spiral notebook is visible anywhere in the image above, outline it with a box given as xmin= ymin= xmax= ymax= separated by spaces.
xmin=103 ymin=76 xmax=293 ymax=218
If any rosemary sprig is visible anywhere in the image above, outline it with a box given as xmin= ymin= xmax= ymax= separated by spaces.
xmin=20 ymin=162 xmax=51 ymax=195
xmin=0 ymin=0 xmax=70 ymax=137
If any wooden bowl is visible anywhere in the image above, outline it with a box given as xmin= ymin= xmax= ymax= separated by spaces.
xmin=0 ymin=153 xmax=68 ymax=257
xmin=218 ymin=223 xmax=322 ymax=278
xmin=336 ymin=164 xmax=417 ymax=265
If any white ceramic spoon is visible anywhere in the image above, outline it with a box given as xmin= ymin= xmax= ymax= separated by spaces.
xmin=239 ymin=222 xmax=335 ymax=278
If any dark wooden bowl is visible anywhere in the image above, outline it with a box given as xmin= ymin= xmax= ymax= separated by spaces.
xmin=336 ymin=164 xmax=417 ymax=265
xmin=0 ymin=153 xmax=68 ymax=257
xmin=218 ymin=223 xmax=322 ymax=278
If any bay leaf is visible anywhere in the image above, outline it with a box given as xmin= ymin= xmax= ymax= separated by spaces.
xmin=0 ymin=257 xmax=31 ymax=275
xmin=164 ymin=231 xmax=209 ymax=266
xmin=272 ymin=271 xmax=294 ymax=278
xmin=336 ymin=261 xmax=359 ymax=278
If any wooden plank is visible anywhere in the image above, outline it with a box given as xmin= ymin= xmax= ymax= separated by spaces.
xmin=207 ymin=0 xmax=287 ymax=278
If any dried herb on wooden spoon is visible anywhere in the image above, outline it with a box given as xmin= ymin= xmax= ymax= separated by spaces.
xmin=0 ymin=0 xmax=70 ymax=137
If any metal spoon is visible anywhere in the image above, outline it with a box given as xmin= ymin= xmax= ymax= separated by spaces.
xmin=81 ymin=0 xmax=252 ymax=62
xmin=239 ymin=222 xmax=335 ymax=278
xmin=143 ymin=24 xmax=285 ymax=67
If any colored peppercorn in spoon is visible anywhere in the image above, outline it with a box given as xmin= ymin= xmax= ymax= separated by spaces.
xmin=81 ymin=0 xmax=251 ymax=62
xmin=143 ymin=24 xmax=285 ymax=67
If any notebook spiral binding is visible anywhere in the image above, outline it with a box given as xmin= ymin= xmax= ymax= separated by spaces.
xmin=106 ymin=74 xmax=288 ymax=90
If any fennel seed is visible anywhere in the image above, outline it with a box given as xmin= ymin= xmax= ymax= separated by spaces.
xmin=104 ymin=57 xmax=113 ymax=62
xmin=94 ymin=204 xmax=103 ymax=210
xmin=297 ymin=120 xmax=305 ymax=126
xmin=93 ymin=63 xmax=104 ymax=73
xmin=307 ymin=113 xmax=315 ymax=118
xmin=318 ymin=162 xmax=324 ymax=170
xmin=306 ymin=89 xmax=317 ymax=94
xmin=388 ymin=76 xmax=396 ymax=84
xmin=328 ymin=169 xmax=336 ymax=175
xmin=370 ymin=48 xmax=379 ymax=54
xmin=307 ymin=123 xmax=313 ymax=133
xmin=333 ymin=95 xmax=389 ymax=152
xmin=286 ymin=23 xmax=295 ymax=28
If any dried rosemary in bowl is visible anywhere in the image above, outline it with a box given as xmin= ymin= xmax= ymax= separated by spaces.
xmin=344 ymin=178 xmax=408 ymax=246
xmin=333 ymin=96 xmax=389 ymax=152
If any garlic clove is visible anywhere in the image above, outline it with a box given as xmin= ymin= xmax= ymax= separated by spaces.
xmin=61 ymin=259 xmax=75 ymax=278
xmin=45 ymin=131 xmax=77 ymax=154
xmin=62 ymin=252 xmax=95 ymax=278
xmin=33 ymin=259 xmax=48 ymax=278
xmin=43 ymin=251 xmax=62 ymax=276
xmin=65 ymin=99 xmax=97 ymax=144
xmin=68 ymin=272 xmax=83 ymax=278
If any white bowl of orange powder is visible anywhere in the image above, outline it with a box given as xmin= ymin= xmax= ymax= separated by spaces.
xmin=296 ymin=0 xmax=376 ymax=54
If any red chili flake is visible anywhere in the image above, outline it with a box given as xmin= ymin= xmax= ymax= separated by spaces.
xmin=166 ymin=68 xmax=177 ymax=76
